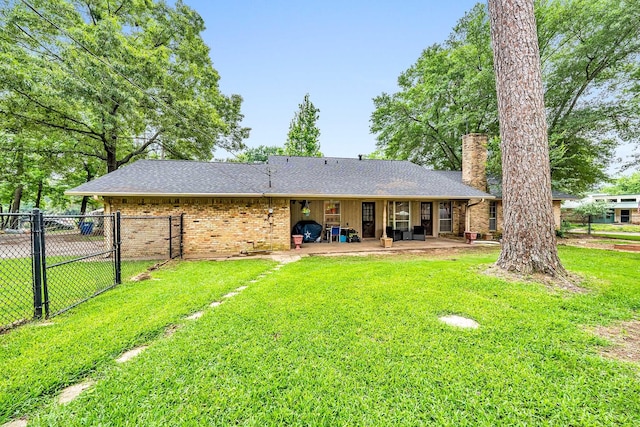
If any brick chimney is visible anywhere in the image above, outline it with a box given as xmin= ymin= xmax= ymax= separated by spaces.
xmin=462 ymin=133 xmax=488 ymax=192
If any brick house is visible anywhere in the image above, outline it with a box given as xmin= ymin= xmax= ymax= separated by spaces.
xmin=66 ymin=134 xmax=572 ymax=257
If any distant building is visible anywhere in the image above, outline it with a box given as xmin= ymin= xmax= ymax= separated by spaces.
xmin=564 ymin=194 xmax=640 ymax=224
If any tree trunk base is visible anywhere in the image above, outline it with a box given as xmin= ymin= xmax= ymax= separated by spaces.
xmin=496 ymin=254 xmax=566 ymax=278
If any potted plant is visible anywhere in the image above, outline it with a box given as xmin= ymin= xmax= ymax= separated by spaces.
xmin=381 ymin=236 xmax=393 ymax=248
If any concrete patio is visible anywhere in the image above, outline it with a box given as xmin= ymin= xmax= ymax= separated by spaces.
xmin=288 ymin=237 xmax=494 ymax=256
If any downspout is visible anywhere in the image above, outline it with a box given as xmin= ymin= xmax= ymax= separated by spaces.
xmin=465 ymin=198 xmax=485 ymax=232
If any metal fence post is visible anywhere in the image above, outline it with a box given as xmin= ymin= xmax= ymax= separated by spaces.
xmin=179 ymin=213 xmax=184 ymax=259
xmin=168 ymin=215 xmax=173 ymax=259
xmin=31 ymin=209 xmax=43 ymax=319
xmin=39 ymin=210 xmax=49 ymax=318
xmin=115 ymin=211 xmax=122 ymax=284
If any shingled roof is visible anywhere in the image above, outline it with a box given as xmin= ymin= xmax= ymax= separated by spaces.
xmin=67 ymin=156 xmax=493 ymax=199
xmin=66 ymin=160 xmax=271 ymax=197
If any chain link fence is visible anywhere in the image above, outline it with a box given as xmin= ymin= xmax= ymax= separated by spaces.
xmin=0 ymin=211 xmax=183 ymax=332
xmin=0 ymin=213 xmax=36 ymax=329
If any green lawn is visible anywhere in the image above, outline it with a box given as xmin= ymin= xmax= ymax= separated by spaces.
xmin=591 ymin=233 xmax=640 ymax=242
xmin=4 ymin=248 xmax=640 ymax=426
xmin=568 ymin=223 xmax=640 ymax=233
xmin=1 ymin=257 xmax=154 ymax=328
xmin=0 ymin=259 xmax=276 ymax=424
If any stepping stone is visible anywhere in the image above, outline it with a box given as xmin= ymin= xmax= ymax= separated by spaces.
xmin=186 ymin=311 xmax=204 ymax=320
xmin=210 ymin=301 xmax=223 ymax=308
xmin=249 ymin=280 xmax=258 ymax=283
xmin=3 ymin=418 xmax=28 ymax=427
xmin=116 ymin=346 xmax=148 ymax=363
xmin=222 ymin=291 xmax=239 ymax=299
xmin=271 ymin=255 xmax=302 ymax=264
xmin=439 ymin=315 xmax=479 ymax=329
xmin=36 ymin=322 xmax=54 ymax=327
xmin=236 ymin=286 xmax=248 ymax=291
xmin=58 ymin=380 xmax=95 ymax=405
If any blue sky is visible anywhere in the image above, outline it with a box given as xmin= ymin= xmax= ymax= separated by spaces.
xmin=182 ymin=0 xmax=480 ymax=159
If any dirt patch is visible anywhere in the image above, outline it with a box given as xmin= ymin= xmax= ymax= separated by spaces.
xmin=164 ymin=324 xmax=181 ymax=337
xmin=131 ymin=272 xmax=151 ymax=282
xmin=593 ymin=320 xmax=640 ymax=364
xmin=483 ymin=265 xmax=589 ymax=294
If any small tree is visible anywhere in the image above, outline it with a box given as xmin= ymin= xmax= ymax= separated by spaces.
xmin=574 ymin=201 xmax=611 ymax=232
xmin=284 ymin=94 xmax=322 ymax=157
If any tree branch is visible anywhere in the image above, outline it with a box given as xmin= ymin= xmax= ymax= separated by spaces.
xmin=0 ymin=109 xmax=103 ymax=141
xmin=116 ymin=130 xmax=162 ymax=167
xmin=12 ymin=88 xmax=99 ymax=135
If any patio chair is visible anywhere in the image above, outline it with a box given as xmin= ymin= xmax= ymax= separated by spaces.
xmin=386 ymin=226 xmax=402 ymax=242
xmin=330 ymin=226 xmax=341 ymax=243
xmin=413 ymin=226 xmax=426 ymax=241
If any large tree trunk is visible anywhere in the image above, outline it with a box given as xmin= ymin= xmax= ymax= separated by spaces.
xmin=488 ymin=0 xmax=565 ymax=276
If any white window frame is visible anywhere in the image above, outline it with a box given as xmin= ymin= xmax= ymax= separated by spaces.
xmin=439 ymin=201 xmax=452 ymax=232
xmin=489 ymin=201 xmax=497 ymax=231
xmin=388 ymin=201 xmax=411 ymax=231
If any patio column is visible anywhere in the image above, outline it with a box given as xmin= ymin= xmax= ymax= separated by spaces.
xmin=382 ymin=200 xmax=387 ymax=238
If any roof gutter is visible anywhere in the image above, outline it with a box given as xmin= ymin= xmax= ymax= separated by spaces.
xmin=66 ymin=191 xmax=496 ymax=200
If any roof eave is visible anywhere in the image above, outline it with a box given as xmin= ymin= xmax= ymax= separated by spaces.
xmin=66 ymin=191 xmax=495 ymax=200
xmin=65 ymin=191 xmax=266 ymax=198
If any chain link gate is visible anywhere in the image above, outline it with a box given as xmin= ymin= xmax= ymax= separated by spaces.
xmin=1 ymin=210 xmax=183 ymax=332
xmin=0 ymin=210 xmax=119 ymax=331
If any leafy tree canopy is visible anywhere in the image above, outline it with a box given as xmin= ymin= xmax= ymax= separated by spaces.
xmin=284 ymin=94 xmax=322 ymax=157
xmin=0 ymin=0 xmax=248 ymax=211
xmin=371 ymin=0 xmax=640 ymax=194
xmin=601 ymin=171 xmax=640 ymax=195
xmin=230 ymin=145 xmax=283 ymax=163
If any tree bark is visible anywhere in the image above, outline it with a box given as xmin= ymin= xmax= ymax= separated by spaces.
xmin=35 ymin=179 xmax=43 ymax=209
xmin=488 ymin=0 xmax=566 ymax=276
xmin=80 ymin=161 xmax=95 ymax=215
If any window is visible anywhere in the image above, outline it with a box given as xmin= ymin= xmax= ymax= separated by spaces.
xmin=489 ymin=201 xmax=497 ymax=231
xmin=388 ymin=201 xmax=410 ymax=231
xmin=439 ymin=201 xmax=452 ymax=232
xmin=324 ymin=201 xmax=341 ymax=227
xmin=621 ymin=198 xmax=636 ymax=202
